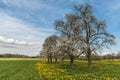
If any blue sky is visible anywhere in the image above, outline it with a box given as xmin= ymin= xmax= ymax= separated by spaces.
xmin=0 ymin=0 xmax=120 ymax=56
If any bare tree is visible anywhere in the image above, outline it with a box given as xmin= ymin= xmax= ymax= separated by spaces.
xmin=54 ymin=13 xmax=83 ymax=66
xmin=75 ymin=3 xmax=116 ymax=69
xmin=59 ymin=37 xmax=77 ymax=66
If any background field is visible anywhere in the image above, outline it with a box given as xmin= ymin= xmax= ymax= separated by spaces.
xmin=0 ymin=58 xmax=120 ymax=80
xmin=0 ymin=58 xmax=40 ymax=80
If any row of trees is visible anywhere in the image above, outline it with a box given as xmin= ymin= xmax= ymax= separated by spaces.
xmin=0 ymin=53 xmax=30 ymax=58
xmin=40 ymin=3 xmax=115 ymax=69
xmin=79 ymin=52 xmax=120 ymax=60
xmin=100 ymin=53 xmax=120 ymax=60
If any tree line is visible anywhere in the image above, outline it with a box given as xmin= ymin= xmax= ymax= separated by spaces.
xmin=40 ymin=3 xmax=115 ymax=69
xmin=0 ymin=53 xmax=30 ymax=58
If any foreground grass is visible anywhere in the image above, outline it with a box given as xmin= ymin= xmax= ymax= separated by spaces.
xmin=0 ymin=58 xmax=40 ymax=80
xmin=36 ymin=60 xmax=120 ymax=80
xmin=0 ymin=58 xmax=120 ymax=80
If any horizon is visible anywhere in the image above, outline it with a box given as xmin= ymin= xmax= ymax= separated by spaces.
xmin=0 ymin=0 xmax=120 ymax=56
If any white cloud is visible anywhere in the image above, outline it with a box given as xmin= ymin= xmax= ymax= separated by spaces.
xmin=1 ymin=0 xmax=72 ymax=16
xmin=1 ymin=0 xmax=54 ymax=11
xmin=0 ymin=0 xmax=73 ymax=56
xmin=0 ymin=11 xmax=53 ymax=40
xmin=0 ymin=11 xmax=54 ymax=56
xmin=0 ymin=35 xmax=28 ymax=45
xmin=2 ymin=0 xmax=45 ymax=10
xmin=2 ymin=0 xmax=9 ymax=5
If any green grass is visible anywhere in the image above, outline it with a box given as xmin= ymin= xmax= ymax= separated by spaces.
xmin=0 ymin=58 xmax=40 ymax=80
xmin=0 ymin=58 xmax=120 ymax=80
xmin=36 ymin=60 xmax=120 ymax=80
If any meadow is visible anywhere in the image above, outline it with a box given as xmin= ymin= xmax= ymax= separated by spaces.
xmin=0 ymin=58 xmax=40 ymax=80
xmin=0 ymin=58 xmax=120 ymax=80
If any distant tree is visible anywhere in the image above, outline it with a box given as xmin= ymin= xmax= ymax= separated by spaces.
xmin=42 ymin=35 xmax=58 ymax=63
xmin=51 ymin=37 xmax=60 ymax=63
xmin=116 ymin=52 xmax=120 ymax=59
xmin=111 ymin=53 xmax=115 ymax=60
xmin=40 ymin=50 xmax=47 ymax=59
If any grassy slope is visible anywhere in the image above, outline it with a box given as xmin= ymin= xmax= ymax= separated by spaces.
xmin=0 ymin=58 xmax=120 ymax=80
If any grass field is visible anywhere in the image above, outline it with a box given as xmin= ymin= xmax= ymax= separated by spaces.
xmin=0 ymin=58 xmax=120 ymax=80
xmin=0 ymin=58 xmax=40 ymax=80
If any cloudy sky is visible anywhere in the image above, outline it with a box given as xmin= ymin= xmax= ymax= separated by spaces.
xmin=0 ymin=0 xmax=120 ymax=56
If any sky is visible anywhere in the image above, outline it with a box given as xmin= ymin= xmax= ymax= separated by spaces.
xmin=0 ymin=0 xmax=120 ymax=56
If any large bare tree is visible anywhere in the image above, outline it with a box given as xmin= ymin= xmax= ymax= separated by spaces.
xmin=75 ymin=3 xmax=115 ymax=69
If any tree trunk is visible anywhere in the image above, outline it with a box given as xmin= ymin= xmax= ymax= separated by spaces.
xmin=47 ymin=55 xmax=50 ymax=63
xmin=87 ymin=51 xmax=92 ymax=69
xmin=88 ymin=56 xmax=92 ymax=69
xmin=50 ymin=58 xmax=52 ymax=63
xmin=61 ymin=57 xmax=65 ymax=61
xmin=50 ymin=53 xmax=52 ymax=63
xmin=55 ymin=58 xmax=57 ymax=63
xmin=70 ymin=57 xmax=74 ymax=66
